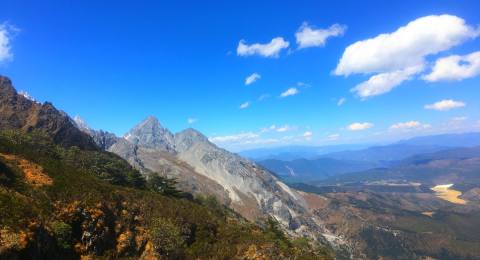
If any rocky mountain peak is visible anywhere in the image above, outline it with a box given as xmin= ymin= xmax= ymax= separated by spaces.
xmin=73 ymin=115 xmax=92 ymax=133
xmin=174 ymin=128 xmax=210 ymax=152
xmin=0 ymin=75 xmax=98 ymax=150
xmin=0 ymin=76 xmax=17 ymax=97
xmin=125 ymin=116 xmax=175 ymax=152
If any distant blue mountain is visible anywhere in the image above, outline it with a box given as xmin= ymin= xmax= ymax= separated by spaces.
xmin=397 ymin=132 xmax=480 ymax=147
xmin=319 ymin=132 xmax=480 ymax=163
xmin=258 ymin=157 xmax=379 ymax=183
xmin=238 ymin=144 xmax=369 ymax=161
xmin=254 ymin=132 xmax=480 ymax=183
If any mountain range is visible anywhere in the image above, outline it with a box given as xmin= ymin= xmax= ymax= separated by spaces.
xmin=3 ymin=75 xmax=480 ymax=259
xmin=0 ymin=75 xmax=333 ymax=258
xmin=74 ymin=115 xmax=331 ymax=239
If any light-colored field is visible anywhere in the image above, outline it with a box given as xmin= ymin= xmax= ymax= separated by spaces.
xmin=431 ymin=184 xmax=467 ymax=205
xmin=421 ymin=211 xmax=435 ymax=217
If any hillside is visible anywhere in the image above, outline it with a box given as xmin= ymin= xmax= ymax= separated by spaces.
xmin=0 ymin=130 xmax=331 ymax=259
xmin=0 ymin=76 xmax=332 ymax=259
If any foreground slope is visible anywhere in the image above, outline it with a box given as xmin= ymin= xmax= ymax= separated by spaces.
xmin=0 ymin=76 xmax=331 ymax=259
xmin=0 ymin=131 xmax=331 ymax=259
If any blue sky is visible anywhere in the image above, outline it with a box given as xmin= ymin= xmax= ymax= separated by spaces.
xmin=1 ymin=1 xmax=480 ymax=151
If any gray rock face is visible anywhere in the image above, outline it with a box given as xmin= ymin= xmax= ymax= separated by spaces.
xmin=124 ymin=116 xmax=176 ymax=153
xmin=73 ymin=116 xmax=119 ymax=150
xmin=81 ymin=116 xmax=327 ymax=240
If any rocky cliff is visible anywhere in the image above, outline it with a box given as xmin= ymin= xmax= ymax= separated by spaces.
xmin=0 ymin=76 xmax=98 ymax=150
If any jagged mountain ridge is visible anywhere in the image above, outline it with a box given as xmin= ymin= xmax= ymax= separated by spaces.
xmin=75 ymin=116 xmax=329 ymax=239
xmin=0 ymin=76 xmax=98 ymax=150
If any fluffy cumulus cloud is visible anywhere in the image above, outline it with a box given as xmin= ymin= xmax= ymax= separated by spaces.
xmin=295 ymin=23 xmax=346 ymax=49
xmin=334 ymin=15 xmax=479 ymax=98
xmin=245 ymin=73 xmax=261 ymax=85
xmin=389 ymin=121 xmax=430 ymax=130
xmin=424 ymin=99 xmax=466 ymax=111
xmin=423 ymin=51 xmax=480 ymax=82
xmin=237 ymin=37 xmax=289 ymax=58
xmin=280 ymin=87 xmax=299 ymax=97
xmin=239 ymin=101 xmax=250 ymax=109
xmin=347 ymin=122 xmax=373 ymax=131
xmin=0 ymin=23 xmax=13 ymax=62
xmin=351 ymin=65 xmax=424 ymax=98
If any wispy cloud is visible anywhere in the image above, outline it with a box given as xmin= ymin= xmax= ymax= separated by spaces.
xmin=389 ymin=121 xmax=430 ymax=130
xmin=258 ymin=94 xmax=270 ymax=101
xmin=326 ymin=133 xmax=340 ymax=141
xmin=237 ymin=37 xmax=289 ymax=58
xmin=0 ymin=23 xmax=15 ymax=62
xmin=239 ymin=101 xmax=250 ymax=109
xmin=347 ymin=122 xmax=373 ymax=131
xmin=245 ymin=73 xmax=261 ymax=85
xmin=276 ymin=125 xmax=292 ymax=132
xmin=337 ymin=97 xmax=346 ymax=106
xmin=424 ymin=99 xmax=466 ymax=111
xmin=280 ymin=87 xmax=299 ymax=97
xmin=187 ymin=117 xmax=198 ymax=124
xmin=303 ymin=131 xmax=313 ymax=140
xmin=209 ymin=132 xmax=259 ymax=143
xmin=296 ymin=22 xmax=346 ymax=49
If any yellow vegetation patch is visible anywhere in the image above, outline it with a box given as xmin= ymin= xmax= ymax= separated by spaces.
xmin=431 ymin=184 xmax=467 ymax=205
xmin=0 ymin=153 xmax=53 ymax=187
xmin=0 ymin=229 xmax=29 ymax=253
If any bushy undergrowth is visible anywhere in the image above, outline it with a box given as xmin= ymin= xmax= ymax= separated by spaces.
xmin=0 ymin=130 xmax=332 ymax=259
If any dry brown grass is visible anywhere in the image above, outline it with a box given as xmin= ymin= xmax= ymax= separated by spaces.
xmin=0 ymin=153 xmax=53 ymax=187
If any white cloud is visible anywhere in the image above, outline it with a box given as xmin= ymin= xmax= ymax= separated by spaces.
xmin=335 ymin=15 xmax=479 ymax=98
xmin=260 ymin=125 xmax=277 ymax=133
xmin=0 ymin=23 xmax=14 ymax=62
xmin=258 ymin=94 xmax=270 ymax=101
xmin=348 ymin=122 xmax=373 ymax=131
xmin=389 ymin=121 xmax=430 ymax=130
xmin=280 ymin=87 xmax=299 ymax=97
xmin=276 ymin=125 xmax=291 ymax=132
xmin=337 ymin=97 xmax=346 ymax=106
xmin=327 ymin=133 xmax=340 ymax=141
xmin=351 ymin=64 xmax=424 ymax=98
xmin=303 ymin=131 xmax=313 ymax=140
xmin=451 ymin=116 xmax=468 ymax=122
xmin=209 ymin=132 xmax=259 ymax=143
xmin=187 ymin=117 xmax=198 ymax=124
xmin=239 ymin=101 xmax=250 ymax=109
xmin=237 ymin=37 xmax=290 ymax=58
xmin=245 ymin=73 xmax=261 ymax=85
xmin=296 ymin=23 xmax=346 ymax=49
xmin=335 ymin=15 xmax=478 ymax=76
xmin=423 ymin=51 xmax=480 ymax=82
xmin=424 ymin=99 xmax=466 ymax=111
